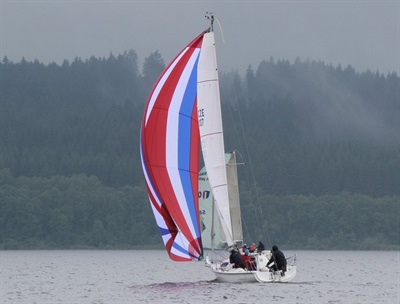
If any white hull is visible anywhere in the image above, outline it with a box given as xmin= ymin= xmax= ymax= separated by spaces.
xmin=211 ymin=264 xmax=297 ymax=283
xmin=254 ymin=265 xmax=297 ymax=283
xmin=211 ymin=264 xmax=257 ymax=283
xmin=208 ymin=251 xmax=297 ymax=283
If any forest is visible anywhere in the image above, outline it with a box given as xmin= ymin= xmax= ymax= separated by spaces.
xmin=0 ymin=51 xmax=398 ymax=250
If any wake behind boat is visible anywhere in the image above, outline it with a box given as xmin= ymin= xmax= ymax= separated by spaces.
xmin=140 ymin=13 xmax=297 ymax=283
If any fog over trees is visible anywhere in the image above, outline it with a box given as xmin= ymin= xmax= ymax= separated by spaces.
xmin=0 ymin=52 xmax=398 ymax=250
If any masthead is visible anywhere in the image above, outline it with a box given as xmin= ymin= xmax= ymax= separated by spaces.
xmin=205 ymin=12 xmax=214 ymax=32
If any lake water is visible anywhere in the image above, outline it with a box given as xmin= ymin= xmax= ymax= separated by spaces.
xmin=0 ymin=250 xmax=398 ymax=303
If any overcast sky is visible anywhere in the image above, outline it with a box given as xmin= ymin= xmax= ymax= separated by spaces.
xmin=1 ymin=1 xmax=398 ymax=75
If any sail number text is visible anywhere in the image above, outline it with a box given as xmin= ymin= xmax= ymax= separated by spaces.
xmin=198 ymin=108 xmax=205 ymax=126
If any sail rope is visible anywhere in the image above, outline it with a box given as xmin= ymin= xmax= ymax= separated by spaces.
xmin=210 ymin=13 xmax=273 ymax=259
xmin=214 ymin=17 xmax=226 ymax=44
xmin=224 ymin=72 xmax=273 ymax=249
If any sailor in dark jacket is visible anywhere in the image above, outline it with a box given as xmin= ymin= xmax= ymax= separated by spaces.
xmin=267 ymin=245 xmax=287 ymax=275
xmin=229 ymin=247 xmax=246 ymax=269
xmin=257 ymin=241 xmax=265 ymax=252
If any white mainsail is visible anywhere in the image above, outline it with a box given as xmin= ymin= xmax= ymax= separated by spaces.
xmin=198 ymin=31 xmax=235 ymax=246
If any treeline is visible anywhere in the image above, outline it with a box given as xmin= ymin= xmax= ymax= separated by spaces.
xmin=0 ymin=52 xmax=398 ymax=249
xmin=0 ymin=52 xmax=163 ymax=188
xmin=240 ymin=190 xmax=399 ymax=250
xmin=0 ymin=169 xmax=158 ymax=249
xmin=223 ymin=59 xmax=398 ymax=197
xmin=0 ymin=54 xmax=398 ymax=196
xmin=0 ymin=170 xmax=397 ymax=250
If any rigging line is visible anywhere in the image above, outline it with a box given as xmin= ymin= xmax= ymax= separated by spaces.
xmin=224 ymin=76 xmax=260 ymax=233
xmin=233 ymin=149 xmax=259 ymax=240
xmin=212 ymin=18 xmax=251 ymax=236
xmin=224 ymin=78 xmax=257 ymax=240
xmin=213 ymin=13 xmax=272 ymax=246
xmin=225 ymin=70 xmax=273 ymax=248
xmin=214 ymin=17 xmax=226 ymax=44
xmin=230 ymin=78 xmax=260 ymax=242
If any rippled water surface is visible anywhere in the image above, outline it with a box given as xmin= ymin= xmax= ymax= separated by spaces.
xmin=1 ymin=250 xmax=398 ymax=303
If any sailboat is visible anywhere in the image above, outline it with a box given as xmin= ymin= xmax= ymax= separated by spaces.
xmin=140 ymin=14 xmax=296 ymax=283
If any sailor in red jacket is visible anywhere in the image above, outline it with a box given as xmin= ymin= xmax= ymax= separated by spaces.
xmin=241 ymin=248 xmax=256 ymax=270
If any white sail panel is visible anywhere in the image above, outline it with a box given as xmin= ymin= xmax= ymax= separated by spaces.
xmin=198 ymin=163 xmax=226 ymax=249
xmin=226 ymin=152 xmax=243 ymax=243
xmin=197 ymin=31 xmax=234 ymax=246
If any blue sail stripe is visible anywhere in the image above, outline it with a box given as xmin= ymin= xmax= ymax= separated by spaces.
xmin=165 ymin=49 xmax=200 ymax=244
xmin=178 ymin=54 xmax=201 ymax=239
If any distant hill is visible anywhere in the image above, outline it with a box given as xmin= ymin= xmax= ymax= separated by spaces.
xmin=0 ymin=53 xmax=398 ymax=250
xmin=1 ymin=53 xmax=398 ymax=196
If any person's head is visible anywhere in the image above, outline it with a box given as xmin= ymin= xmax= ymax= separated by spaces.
xmin=229 ymin=246 xmax=236 ymax=253
xmin=272 ymin=245 xmax=278 ymax=251
xmin=245 ymin=248 xmax=249 ymax=256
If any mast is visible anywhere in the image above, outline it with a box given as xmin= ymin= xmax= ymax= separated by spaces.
xmin=205 ymin=12 xmax=214 ymax=32
xmin=211 ymin=196 xmax=216 ymax=249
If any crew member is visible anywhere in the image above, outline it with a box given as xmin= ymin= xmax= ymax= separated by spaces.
xmin=267 ymin=245 xmax=287 ymax=276
xmin=229 ymin=247 xmax=246 ymax=269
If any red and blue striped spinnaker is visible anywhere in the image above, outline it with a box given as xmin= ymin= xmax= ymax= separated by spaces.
xmin=140 ymin=32 xmax=205 ymax=261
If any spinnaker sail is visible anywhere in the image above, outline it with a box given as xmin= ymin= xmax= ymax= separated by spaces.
xmin=140 ymin=33 xmax=204 ymax=261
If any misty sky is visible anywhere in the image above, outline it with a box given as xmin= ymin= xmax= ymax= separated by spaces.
xmin=1 ymin=1 xmax=398 ymax=75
